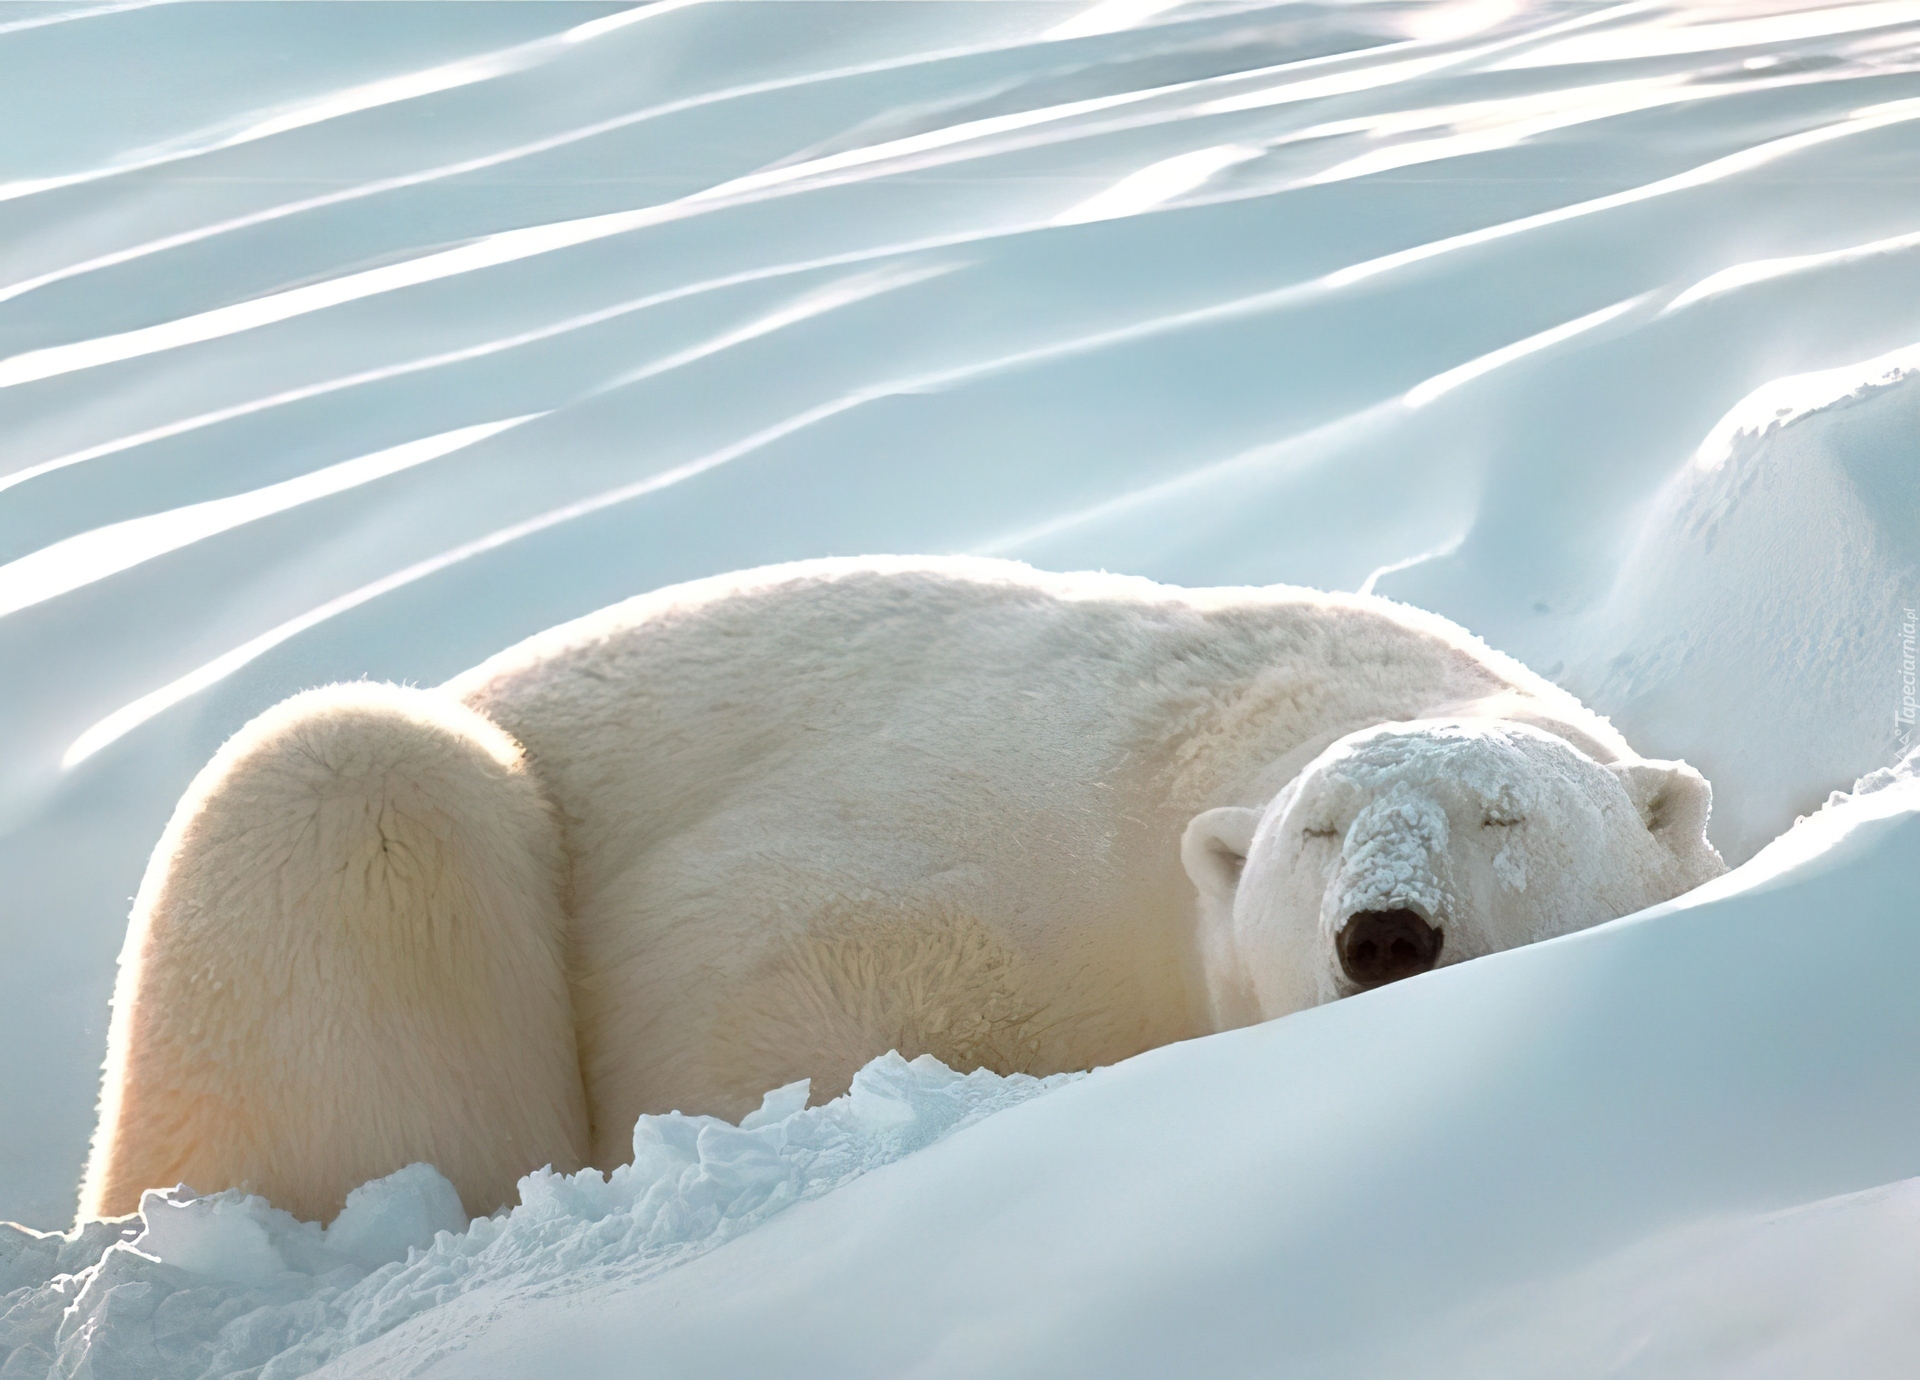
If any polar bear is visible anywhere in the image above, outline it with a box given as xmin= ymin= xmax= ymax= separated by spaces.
xmin=80 ymin=557 xmax=1724 ymax=1225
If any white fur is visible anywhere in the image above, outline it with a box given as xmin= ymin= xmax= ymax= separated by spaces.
xmin=83 ymin=557 xmax=1724 ymax=1222
xmin=80 ymin=684 xmax=587 ymax=1222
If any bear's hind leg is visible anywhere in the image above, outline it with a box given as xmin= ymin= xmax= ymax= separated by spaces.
xmin=79 ymin=683 xmax=587 ymax=1224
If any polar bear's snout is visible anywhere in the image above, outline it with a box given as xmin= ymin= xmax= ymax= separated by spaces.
xmin=1336 ymin=908 xmax=1443 ymax=987
xmin=1320 ymin=777 xmax=1454 ymax=990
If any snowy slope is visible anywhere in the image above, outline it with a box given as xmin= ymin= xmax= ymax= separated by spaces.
xmin=2 ymin=0 xmax=1918 ymax=1365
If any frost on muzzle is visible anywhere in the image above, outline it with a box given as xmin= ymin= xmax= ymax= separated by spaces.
xmin=1326 ymin=779 xmax=1449 ymax=989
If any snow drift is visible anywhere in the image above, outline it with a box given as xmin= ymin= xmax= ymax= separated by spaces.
xmin=1565 ymin=345 xmax=1920 ymax=859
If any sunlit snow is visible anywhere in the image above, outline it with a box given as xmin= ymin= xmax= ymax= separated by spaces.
xmin=2 ymin=0 xmax=1918 ymax=1375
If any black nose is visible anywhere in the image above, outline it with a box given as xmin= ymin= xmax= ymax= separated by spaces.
xmin=1338 ymin=909 xmax=1443 ymax=987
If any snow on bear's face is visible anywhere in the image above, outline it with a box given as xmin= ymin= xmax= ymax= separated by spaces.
xmin=1182 ymin=720 xmax=1726 ymax=1024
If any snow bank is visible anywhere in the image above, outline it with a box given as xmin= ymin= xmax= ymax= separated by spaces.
xmin=1564 ymin=345 xmax=1920 ymax=861
xmin=0 ymin=1055 xmax=1074 ymax=1380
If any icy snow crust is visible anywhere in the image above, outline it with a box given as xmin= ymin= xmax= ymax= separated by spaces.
xmin=1301 ymin=722 xmax=1557 ymax=930
xmin=0 ymin=1055 xmax=1074 ymax=1379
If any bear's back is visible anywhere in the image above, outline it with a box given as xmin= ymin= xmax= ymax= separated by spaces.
xmin=441 ymin=557 xmax=1566 ymax=942
xmin=444 ymin=557 xmax=1514 ymax=852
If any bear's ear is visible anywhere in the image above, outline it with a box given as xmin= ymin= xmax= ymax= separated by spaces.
xmin=1181 ymin=806 xmax=1262 ymax=907
xmin=1609 ymin=759 xmax=1713 ymax=848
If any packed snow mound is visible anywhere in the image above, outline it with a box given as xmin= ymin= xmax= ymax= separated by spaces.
xmin=1563 ymin=344 xmax=1920 ymax=861
xmin=0 ymin=1054 xmax=1075 ymax=1380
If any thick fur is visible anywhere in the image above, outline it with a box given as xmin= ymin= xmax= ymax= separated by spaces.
xmin=84 ymin=557 xmax=1720 ymax=1221
xmin=444 ymin=557 xmax=1661 ymax=1166
xmin=80 ymin=684 xmax=587 ymax=1222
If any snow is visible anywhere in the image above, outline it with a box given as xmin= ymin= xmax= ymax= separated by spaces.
xmin=1296 ymin=721 xmax=1651 ymax=920
xmin=0 ymin=1056 xmax=1073 ymax=1378
xmin=1560 ymin=346 xmax=1920 ymax=860
xmin=2 ymin=0 xmax=1919 ymax=1373
xmin=1331 ymin=777 xmax=1455 ymax=917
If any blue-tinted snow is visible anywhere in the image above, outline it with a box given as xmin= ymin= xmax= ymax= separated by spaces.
xmin=0 ymin=3 xmax=1916 ymax=1364
xmin=0 ymin=1055 xmax=1074 ymax=1379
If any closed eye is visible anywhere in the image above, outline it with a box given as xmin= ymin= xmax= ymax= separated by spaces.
xmin=1481 ymin=816 xmax=1523 ymax=828
xmin=1302 ymin=826 xmax=1339 ymax=839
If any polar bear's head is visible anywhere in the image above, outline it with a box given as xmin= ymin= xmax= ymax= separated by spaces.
xmin=1182 ymin=720 xmax=1726 ymax=1025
